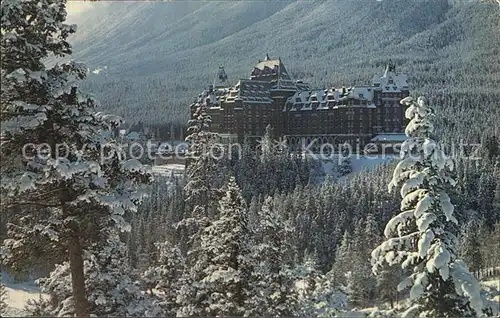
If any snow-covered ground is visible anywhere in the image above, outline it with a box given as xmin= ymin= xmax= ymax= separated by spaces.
xmin=148 ymin=155 xmax=395 ymax=184
xmin=3 ymin=274 xmax=498 ymax=316
xmin=482 ymin=278 xmax=500 ymax=290
xmin=348 ymin=155 xmax=396 ymax=174
xmin=311 ymin=154 xmax=397 ymax=183
xmin=151 ymin=163 xmax=185 ymax=177
xmin=3 ymin=282 xmax=47 ymax=317
xmin=482 ymin=278 xmax=500 ymax=303
xmin=149 ymin=154 xmax=395 ymax=177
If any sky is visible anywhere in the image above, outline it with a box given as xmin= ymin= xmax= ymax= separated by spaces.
xmin=67 ymin=1 xmax=95 ymax=18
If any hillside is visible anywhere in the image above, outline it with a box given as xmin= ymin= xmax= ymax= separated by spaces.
xmin=66 ymin=0 xmax=500 ymax=140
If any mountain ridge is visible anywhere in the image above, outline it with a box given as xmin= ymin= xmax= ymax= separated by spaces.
xmin=65 ymin=0 xmax=500 ymax=138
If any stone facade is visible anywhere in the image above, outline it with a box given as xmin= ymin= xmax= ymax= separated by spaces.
xmin=190 ymin=55 xmax=409 ymax=150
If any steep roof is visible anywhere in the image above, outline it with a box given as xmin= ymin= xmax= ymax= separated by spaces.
xmin=191 ymin=86 xmax=230 ymax=108
xmin=285 ymin=85 xmax=379 ymax=112
xmin=345 ymin=86 xmax=375 ymax=100
xmin=231 ymin=79 xmax=273 ymax=104
xmin=251 ymin=55 xmax=292 ymax=81
xmin=370 ymin=133 xmax=408 ymax=142
xmin=190 ymin=60 xmax=408 ymax=113
xmin=372 ymin=64 xmax=409 ymax=92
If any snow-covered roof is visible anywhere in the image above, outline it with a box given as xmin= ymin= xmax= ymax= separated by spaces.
xmin=289 ymin=88 xmax=340 ymax=104
xmin=236 ymin=79 xmax=273 ymax=104
xmin=372 ymin=65 xmax=409 ymax=93
xmin=125 ymin=131 xmax=141 ymax=140
xmin=370 ymin=133 xmax=408 ymax=142
xmin=345 ymin=86 xmax=375 ymax=100
xmin=250 ymin=55 xmax=292 ymax=81
xmin=269 ymin=78 xmax=311 ymax=92
xmin=285 ymin=86 xmax=379 ymax=111
xmin=253 ymin=59 xmax=280 ymax=71
xmin=296 ymin=81 xmax=311 ymax=91
xmin=191 ymin=86 xmax=230 ymax=108
xmin=190 ymin=61 xmax=409 ymax=116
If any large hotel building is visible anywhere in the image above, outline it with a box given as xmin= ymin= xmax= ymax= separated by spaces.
xmin=190 ymin=55 xmax=409 ymax=151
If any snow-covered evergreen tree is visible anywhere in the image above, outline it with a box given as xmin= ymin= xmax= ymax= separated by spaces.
xmin=293 ymin=253 xmax=322 ymax=298
xmin=346 ymin=216 xmax=379 ymax=308
xmin=297 ymin=271 xmax=348 ymax=317
xmin=0 ymin=281 xmax=7 ymax=316
xmin=177 ymin=176 xmax=251 ymax=316
xmin=256 ymin=125 xmax=279 ymax=195
xmin=252 ymin=125 xmax=310 ymax=197
xmin=184 ymin=97 xmax=220 ymax=219
xmin=458 ymin=219 xmax=484 ymax=279
xmin=477 ymin=171 xmax=497 ymax=228
xmin=177 ymin=97 xmax=220 ymax=257
xmin=330 ymin=230 xmax=352 ymax=287
xmin=291 ymin=253 xmax=348 ymax=317
xmin=247 ymin=195 xmax=261 ymax=233
xmin=245 ymin=196 xmax=297 ymax=316
xmin=142 ymin=240 xmax=185 ymax=316
xmin=236 ymin=136 xmax=258 ymax=201
xmin=375 ymin=263 xmax=403 ymax=309
xmin=371 ymin=96 xmax=496 ymax=317
xmin=483 ymin=222 xmax=500 ymax=278
xmin=338 ymin=143 xmax=353 ymax=177
xmin=28 ymin=232 xmax=161 ymax=317
xmin=1 ymin=0 xmax=152 ymax=315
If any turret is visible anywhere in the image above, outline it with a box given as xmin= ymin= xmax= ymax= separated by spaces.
xmin=215 ymin=66 xmax=228 ymax=87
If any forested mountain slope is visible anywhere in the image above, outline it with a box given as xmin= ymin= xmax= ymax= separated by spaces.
xmin=67 ymin=0 xmax=500 ymax=140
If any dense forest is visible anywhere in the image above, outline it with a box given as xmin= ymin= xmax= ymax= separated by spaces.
xmin=1 ymin=0 xmax=499 ymax=317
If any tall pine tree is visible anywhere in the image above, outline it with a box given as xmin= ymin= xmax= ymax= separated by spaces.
xmin=29 ymin=231 xmax=161 ymax=316
xmin=142 ymin=240 xmax=185 ymax=316
xmin=184 ymin=97 xmax=220 ymax=219
xmin=177 ymin=97 xmax=220 ymax=256
xmin=458 ymin=219 xmax=485 ymax=279
xmin=1 ymin=1 xmax=151 ymax=315
xmin=177 ymin=176 xmax=251 ymax=316
xmin=0 ymin=281 xmax=7 ymax=316
xmin=245 ymin=196 xmax=297 ymax=316
xmin=371 ymin=96 xmax=495 ymax=317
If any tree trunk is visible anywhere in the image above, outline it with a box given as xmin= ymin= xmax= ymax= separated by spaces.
xmin=68 ymin=233 xmax=89 ymax=317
